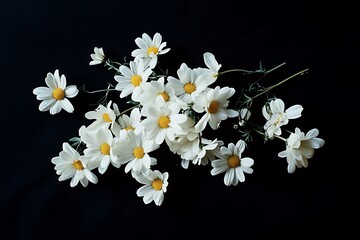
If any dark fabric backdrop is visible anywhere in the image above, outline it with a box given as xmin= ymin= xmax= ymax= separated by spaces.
xmin=1 ymin=0 xmax=359 ymax=239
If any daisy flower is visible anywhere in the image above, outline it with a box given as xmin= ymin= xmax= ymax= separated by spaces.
xmin=211 ymin=139 xmax=254 ymax=186
xmin=89 ymin=47 xmax=105 ymax=65
xmin=193 ymin=86 xmax=239 ymax=132
xmin=51 ymin=142 xmax=98 ymax=187
xmin=134 ymin=169 xmax=169 ymax=206
xmin=196 ymin=52 xmax=222 ymax=83
xmin=114 ymin=59 xmax=152 ymax=101
xmin=167 ymin=63 xmax=212 ymax=104
xmin=113 ymin=131 xmax=159 ymax=173
xmin=131 ymin=32 xmax=170 ymax=69
xmin=262 ymin=98 xmax=303 ymax=139
xmin=33 ymin=69 xmax=79 ymax=115
xmin=141 ymin=101 xmax=187 ymax=145
xmin=84 ymin=101 xmax=120 ymax=132
xmin=278 ymin=127 xmax=325 ymax=173
xmin=114 ymin=107 xmax=144 ymax=139
xmin=138 ymin=77 xmax=176 ymax=108
xmin=81 ymin=127 xmax=120 ymax=174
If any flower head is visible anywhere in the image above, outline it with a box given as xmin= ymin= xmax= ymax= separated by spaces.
xmin=211 ymin=140 xmax=254 ymax=186
xmin=262 ymin=98 xmax=303 ymax=139
xmin=89 ymin=47 xmax=105 ymax=65
xmin=51 ymin=142 xmax=98 ymax=187
xmin=114 ymin=60 xmax=152 ymax=101
xmin=131 ymin=32 xmax=170 ymax=69
xmin=278 ymin=127 xmax=325 ymax=173
xmin=33 ymin=69 xmax=79 ymax=114
xmin=193 ymin=86 xmax=239 ymax=131
xmin=134 ymin=169 xmax=169 ymax=206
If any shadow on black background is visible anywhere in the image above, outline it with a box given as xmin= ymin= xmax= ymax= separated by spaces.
xmin=1 ymin=0 xmax=359 ymax=239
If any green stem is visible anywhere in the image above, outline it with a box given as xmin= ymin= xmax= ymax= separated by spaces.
xmin=251 ymin=68 xmax=309 ymax=100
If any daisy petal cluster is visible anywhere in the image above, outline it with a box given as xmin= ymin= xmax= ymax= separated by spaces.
xmin=34 ymin=32 xmax=325 ymax=206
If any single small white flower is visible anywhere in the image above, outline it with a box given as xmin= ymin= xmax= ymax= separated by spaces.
xmin=33 ymin=69 xmax=78 ymax=115
xmin=84 ymin=101 xmax=120 ymax=132
xmin=114 ymin=60 xmax=152 ymax=101
xmin=51 ymin=142 xmax=98 ymax=187
xmin=193 ymin=86 xmax=239 ymax=132
xmin=138 ymin=77 xmax=177 ymax=108
xmin=134 ymin=169 xmax=169 ymax=206
xmin=278 ymin=127 xmax=325 ymax=173
xmin=114 ymin=107 xmax=144 ymax=139
xmin=81 ymin=127 xmax=120 ymax=174
xmin=239 ymin=108 xmax=251 ymax=126
xmin=167 ymin=63 xmax=212 ymax=104
xmin=131 ymin=32 xmax=170 ymax=69
xmin=141 ymin=101 xmax=187 ymax=145
xmin=211 ymin=139 xmax=254 ymax=186
xmin=89 ymin=47 xmax=105 ymax=65
xmin=262 ymin=98 xmax=303 ymax=139
xmin=196 ymin=52 xmax=222 ymax=83
xmin=113 ymin=131 xmax=159 ymax=173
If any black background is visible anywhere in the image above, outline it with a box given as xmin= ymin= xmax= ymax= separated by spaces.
xmin=1 ymin=0 xmax=359 ymax=239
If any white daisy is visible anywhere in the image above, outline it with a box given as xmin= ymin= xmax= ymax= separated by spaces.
xmin=81 ymin=127 xmax=120 ymax=174
xmin=211 ymin=139 xmax=254 ymax=186
xmin=114 ymin=107 xmax=144 ymax=139
xmin=84 ymin=101 xmax=120 ymax=132
xmin=138 ymin=77 xmax=177 ymax=108
xmin=113 ymin=131 xmax=159 ymax=173
xmin=114 ymin=60 xmax=152 ymax=101
xmin=89 ymin=47 xmax=105 ymax=65
xmin=196 ymin=52 xmax=221 ymax=84
xmin=134 ymin=169 xmax=169 ymax=206
xmin=193 ymin=86 xmax=239 ymax=132
xmin=278 ymin=127 xmax=325 ymax=173
xmin=33 ymin=69 xmax=79 ymax=115
xmin=167 ymin=63 xmax=212 ymax=104
xmin=262 ymin=98 xmax=303 ymax=139
xmin=131 ymin=32 xmax=170 ymax=69
xmin=141 ymin=101 xmax=187 ymax=145
xmin=193 ymin=138 xmax=223 ymax=166
xmin=51 ymin=142 xmax=98 ymax=187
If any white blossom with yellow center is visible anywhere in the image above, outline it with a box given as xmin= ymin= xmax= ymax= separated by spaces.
xmin=134 ymin=169 xmax=169 ymax=206
xmin=113 ymin=131 xmax=159 ymax=174
xmin=193 ymin=86 xmax=239 ymax=132
xmin=114 ymin=59 xmax=152 ymax=101
xmin=141 ymin=101 xmax=187 ymax=145
xmin=167 ymin=63 xmax=214 ymax=104
xmin=33 ymin=69 xmax=79 ymax=115
xmin=81 ymin=128 xmax=120 ymax=174
xmin=211 ymin=140 xmax=254 ymax=186
xmin=115 ymin=107 xmax=144 ymax=139
xmin=51 ymin=142 xmax=98 ymax=187
xmin=131 ymin=32 xmax=170 ymax=69
xmin=84 ymin=101 xmax=119 ymax=132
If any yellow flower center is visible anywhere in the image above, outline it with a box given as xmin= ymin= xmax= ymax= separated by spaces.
xmin=208 ymin=100 xmax=219 ymax=114
xmin=228 ymin=155 xmax=240 ymax=168
xmin=131 ymin=75 xmax=142 ymax=87
xmin=52 ymin=88 xmax=65 ymax=100
xmin=72 ymin=160 xmax=84 ymax=170
xmin=152 ymin=179 xmax=163 ymax=191
xmin=102 ymin=113 xmax=112 ymax=122
xmin=158 ymin=116 xmax=170 ymax=128
xmin=125 ymin=125 xmax=135 ymax=131
xmin=100 ymin=143 xmax=110 ymax=155
xmin=183 ymin=83 xmax=196 ymax=94
xmin=159 ymin=92 xmax=170 ymax=101
xmin=147 ymin=46 xmax=159 ymax=55
xmin=133 ymin=147 xmax=145 ymax=159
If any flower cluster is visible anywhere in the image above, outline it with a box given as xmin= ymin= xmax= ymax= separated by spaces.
xmin=33 ymin=32 xmax=325 ymax=206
